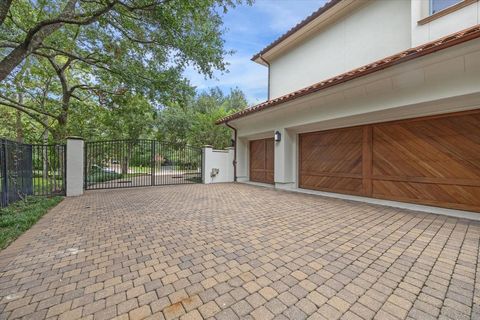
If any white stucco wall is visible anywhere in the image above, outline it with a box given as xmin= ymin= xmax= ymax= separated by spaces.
xmin=233 ymin=38 xmax=480 ymax=187
xmin=411 ymin=0 xmax=480 ymax=47
xmin=66 ymin=138 xmax=84 ymax=196
xmin=202 ymin=147 xmax=234 ymax=184
xmin=268 ymin=0 xmax=412 ymax=99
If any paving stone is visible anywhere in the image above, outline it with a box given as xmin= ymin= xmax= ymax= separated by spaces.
xmin=129 ymin=305 xmax=152 ymax=320
xmin=58 ymin=307 xmax=83 ymax=320
xmin=251 ymin=305 xmax=274 ymax=320
xmin=216 ymin=307 xmax=239 ymax=320
xmin=180 ymin=310 xmax=203 ymax=320
xmin=296 ymin=298 xmax=317 ymax=315
xmin=246 ymin=292 xmax=267 ymax=309
xmin=93 ymin=305 xmax=117 ymax=320
xmin=283 ymin=305 xmax=307 ymax=320
xmin=265 ymin=298 xmax=287 ymax=315
xmin=232 ymin=300 xmax=254 ymax=316
xmin=259 ymin=287 xmax=278 ymax=300
xmin=198 ymin=301 xmax=220 ymax=318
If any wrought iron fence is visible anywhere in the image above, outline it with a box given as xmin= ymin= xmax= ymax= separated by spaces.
xmin=0 ymin=139 xmax=66 ymax=207
xmin=85 ymin=139 xmax=202 ymax=190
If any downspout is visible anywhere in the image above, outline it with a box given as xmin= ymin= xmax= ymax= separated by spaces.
xmin=225 ymin=122 xmax=237 ymax=182
xmin=258 ymin=54 xmax=271 ymax=100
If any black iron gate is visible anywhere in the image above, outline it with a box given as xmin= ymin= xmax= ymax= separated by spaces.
xmin=1 ymin=138 xmax=66 ymax=207
xmin=84 ymin=140 xmax=202 ymax=190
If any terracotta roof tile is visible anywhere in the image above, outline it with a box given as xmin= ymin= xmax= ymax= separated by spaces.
xmin=217 ymin=24 xmax=480 ymax=125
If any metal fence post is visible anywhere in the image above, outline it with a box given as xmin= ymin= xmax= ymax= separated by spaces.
xmin=1 ymin=140 xmax=7 ymax=207
xmin=151 ymin=140 xmax=156 ymax=186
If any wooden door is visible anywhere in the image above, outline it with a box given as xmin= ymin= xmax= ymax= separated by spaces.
xmin=299 ymin=110 xmax=480 ymax=212
xmin=371 ymin=111 xmax=480 ymax=212
xmin=250 ymin=138 xmax=274 ymax=184
xmin=299 ymin=127 xmax=364 ymax=195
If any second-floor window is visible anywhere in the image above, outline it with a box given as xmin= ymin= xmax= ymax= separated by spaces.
xmin=430 ymin=0 xmax=463 ymax=14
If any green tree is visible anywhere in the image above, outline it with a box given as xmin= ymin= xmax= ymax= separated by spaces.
xmin=0 ymin=0 xmax=248 ymax=82
xmin=100 ymin=94 xmax=156 ymax=140
xmin=157 ymin=87 xmax=247 ymax=148
xmin=0 ymin=0 xmax=250 ymax=140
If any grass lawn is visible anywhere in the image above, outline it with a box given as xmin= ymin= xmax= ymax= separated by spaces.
xmin=33 ymin=177 xmax=64 ymax=194
xmin=0 ymin=196 xmax=63 ymax=250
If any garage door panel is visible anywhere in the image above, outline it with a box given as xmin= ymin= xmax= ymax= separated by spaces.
xmin=373 ymin=114 xmax=480 ymax=180
xmin=373 ymin=180 xmax=480 ymax=211
xmin=300 ymin=110 xmax=480 ymax=212
xmin=266 ymin=139 xmax=275 ymax=171
xmin=301 ymin=175 xmax=364 ymax=195
xmin=301 ymin=161 xmax=362 ymax=174
xmin=300 ymin=128 xmax=363 ymax=176
xmin=250 ymin=170 xmax=266 ymax=182
xmin=250 ymin=140 xmax=266 ymax=170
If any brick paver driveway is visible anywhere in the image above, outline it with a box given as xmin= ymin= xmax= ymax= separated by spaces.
xmin=1 ymin=184 xmax=479 ymax=320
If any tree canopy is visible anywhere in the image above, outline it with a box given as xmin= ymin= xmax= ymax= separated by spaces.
xmin=158 ymin=87 xmax=246 ymax=148
xmin=0 ymin=0 xmax=250 ymax=145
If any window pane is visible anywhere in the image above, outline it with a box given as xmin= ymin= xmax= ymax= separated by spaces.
xmin=431 ymin=0 xmax=462 ymax=14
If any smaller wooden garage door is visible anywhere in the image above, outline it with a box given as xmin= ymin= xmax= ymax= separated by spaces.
xmin=250 ymin=138 xmax=274 ymax=184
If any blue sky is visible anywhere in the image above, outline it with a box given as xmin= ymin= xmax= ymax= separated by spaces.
xmin=184 ymin=0 xmax=327 ymax=105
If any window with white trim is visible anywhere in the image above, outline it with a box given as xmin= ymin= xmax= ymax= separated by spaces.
xmin=430 ymin=0 xmax=463 ymax=14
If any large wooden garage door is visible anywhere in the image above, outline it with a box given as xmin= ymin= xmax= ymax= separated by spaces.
xmin=299 ymin=110 xmax=480 ymax=212
xmin=250 ymin=138 xmax=274 ymax=184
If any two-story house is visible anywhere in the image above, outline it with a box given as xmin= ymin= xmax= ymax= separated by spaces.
xmin=217 ymin=0 xmax=480 ymax=215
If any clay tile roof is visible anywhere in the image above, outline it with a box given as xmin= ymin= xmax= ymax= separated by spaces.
xmin=216 ymin=24 xmax=480 ymax=125
xmin=251 ymin=0 xmax=343 ymax=62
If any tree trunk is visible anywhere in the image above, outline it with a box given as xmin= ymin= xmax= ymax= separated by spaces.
xmin=42 ymin=128 xmax=48 ymax=181
xmin=57 ymin=112 xmax=68 ymax=140
xmin=0 ymin=0 xmax=12 ymax=26
xmin=15 ymin=111 xmax=23 ymax=143
xmin=0 ymin=0 xmax=77 ymax=82
xmin=15 ymin=92 xmax=24 ymax=143
xmin=121 ymin=142 xmax=133 ymax=175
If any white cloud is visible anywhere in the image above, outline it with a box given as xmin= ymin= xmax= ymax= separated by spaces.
xmin=184 ymin=53 xmax=268 ymax=105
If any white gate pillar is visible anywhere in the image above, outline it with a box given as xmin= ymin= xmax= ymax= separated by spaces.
xmin=202 ymin=145 xmax=234 ymax=184
xmin=66 ymin=137 xmax=84 ymax=196
xmin=202 ymin=145 xmax=212 ymax=184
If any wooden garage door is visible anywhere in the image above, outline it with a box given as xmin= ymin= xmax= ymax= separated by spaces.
xmin=299 ymin=110 xmax=480 ymax=212
xmin=250 ymin=138 xmax=274 ymax=184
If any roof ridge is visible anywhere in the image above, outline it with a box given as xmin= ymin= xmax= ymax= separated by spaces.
xmin=218 ymin=24 xmax=480 ymax=124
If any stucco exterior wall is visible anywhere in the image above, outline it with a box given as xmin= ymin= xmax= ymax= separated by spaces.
xmin=268 ymin=0 xmax=412 ymax=99
xmin=411 ymin=0 xmax=480 ymax=47
xmin=202 ymin=147 xmax=234 ymax=184
xmin=233 ymin=39 xmax=480 ymax=185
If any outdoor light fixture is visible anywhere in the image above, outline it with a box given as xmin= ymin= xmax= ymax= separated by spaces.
xmin=274 ymin=131 xmax=281 ymax=142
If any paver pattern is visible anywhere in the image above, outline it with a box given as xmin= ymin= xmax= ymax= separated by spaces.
xmin=0 ymin=183 xmax=479 ymax=320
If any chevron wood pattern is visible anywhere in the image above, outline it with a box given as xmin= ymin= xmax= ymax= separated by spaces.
xmin=299 ymin=127 xmax=364 ymax=195
xmin=250 ymin=138 xmax=274 ymax=184
xmin=299 ymin=109 xmax=480 ymax=212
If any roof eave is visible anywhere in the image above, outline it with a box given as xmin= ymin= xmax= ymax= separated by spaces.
xmin=250 ymin=0 xmax=344 ymax=62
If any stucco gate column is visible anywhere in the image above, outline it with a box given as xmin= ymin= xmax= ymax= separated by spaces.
xmin=274 ymin=128 xmax=295 ymax=190
xmin=66 ymin=137 xmax=84 ymax=196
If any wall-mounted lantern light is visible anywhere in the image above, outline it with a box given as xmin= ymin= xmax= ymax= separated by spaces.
xmin=274 ymin=130 xmax=281 ymax=142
